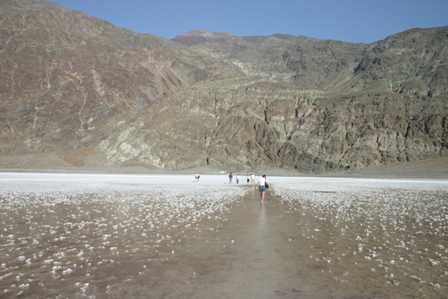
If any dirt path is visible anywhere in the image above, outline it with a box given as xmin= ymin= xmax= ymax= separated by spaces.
xmin=116 ymin=189 xmax=339 ymax=299
xmin=188 ymin=190 xmax=317 ymax=299
xmin=154 ymin=188 xmax=448 ymax=299
xmin=105 ymin=188 xmax=430 ymax=299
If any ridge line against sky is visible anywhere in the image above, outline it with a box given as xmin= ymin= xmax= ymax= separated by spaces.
xmin=50 ymin=0 xmax=448 ymax=43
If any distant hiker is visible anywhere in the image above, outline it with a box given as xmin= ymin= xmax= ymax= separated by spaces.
xmin=228 ymin=172 xmax=233 ymax=184
xmin=246 ymin=177 xmax=250 ymax=184
xmin=236 ymin=176 xmax=239 ymax=184
xmin=250 ymin=174 xmax=256 ymax=185
xmin=194 ymin=174 xmax=200 ymax=183
xmin=258 ymin=174 xmax=268 ymax=201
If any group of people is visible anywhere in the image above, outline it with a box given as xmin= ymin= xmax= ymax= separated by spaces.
xmin=227 ymin=172 xmax=256 ymax=185
xmin=228 ymin=172 xmax=269 ymax=201
xmin=193 ymin=172 xmax=269 ymax=202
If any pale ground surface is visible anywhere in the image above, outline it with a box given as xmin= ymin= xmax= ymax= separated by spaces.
xmin=1 ymin=154 xmax=447 ymax=178
xmin=331 ymin=156 xmax=448 ymax=179
xmin=0 ymin=173 xmax=448 ymax=298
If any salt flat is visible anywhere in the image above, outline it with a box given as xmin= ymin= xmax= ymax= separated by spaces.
xmin=1 ymin=173 xmax=448 ymax=298
xmin=270 ymin=175 xmax=448 ymax=299
xmin=0 ymin=172 xmax=245 ymax=298
xmin=270 ymin=176 xmax=448 ymax=192
xmin=0 ymin=172 xmax=236 ymax=193
xmin=1 ymin=172 xmax=448 ymax=193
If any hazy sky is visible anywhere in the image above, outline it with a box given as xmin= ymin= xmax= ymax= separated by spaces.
xmin=51 ymin=0 xmax=447 ymax=43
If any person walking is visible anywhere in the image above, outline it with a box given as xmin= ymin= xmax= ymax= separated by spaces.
xmin=194 ymin=174 xmax=200 ymax=183
xmin=258 ymin=174 xmax=268 ymax=201
xmin=228 ymin=172 xmax=233 ymax=184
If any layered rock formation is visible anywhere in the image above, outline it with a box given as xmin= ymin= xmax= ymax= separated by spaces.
xmin=0 ymin=0 xmax=447 ymax=171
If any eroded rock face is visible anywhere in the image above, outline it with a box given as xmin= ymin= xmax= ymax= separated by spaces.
xmin=0 ymin=0 xmax=447 ymax=171
xmin=169 ymin=82 xmax=447 ymax=171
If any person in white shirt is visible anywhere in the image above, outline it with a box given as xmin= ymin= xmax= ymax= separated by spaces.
xmin=258 ymin=174 xmax=268 ymax=201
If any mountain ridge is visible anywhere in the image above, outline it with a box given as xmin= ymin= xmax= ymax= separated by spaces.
xmin=0 ymin=0 xmax=447 ymax=172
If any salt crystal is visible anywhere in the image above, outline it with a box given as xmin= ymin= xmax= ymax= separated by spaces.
xmin=62 ymin=268 xmax=73 ymax=276
xmin=0 ymin=273 xmax=13 ymax=281
xmin=428 ymin=258 xmax=440 ymax=266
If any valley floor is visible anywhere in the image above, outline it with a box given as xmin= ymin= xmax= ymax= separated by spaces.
xmin=1 ymin=154 xmax=448 ymax=180
xmin=330 ymin=156 xmax=448 ymax=179
xmin=0 ymin=174 xmax=447 ymax=298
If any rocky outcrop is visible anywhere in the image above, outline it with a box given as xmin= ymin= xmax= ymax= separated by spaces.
xmin=167 ymin=81 xmax=447 ymax=171
xmin=173 ymin=31 xmax=366 ymax=89
xmin=0 ymin=0 xmax=447 ymax=172
xmin=350 ymin=27 xmax=448 ymax=97
xmin=0 ymin=0 xmax=238 ymax=164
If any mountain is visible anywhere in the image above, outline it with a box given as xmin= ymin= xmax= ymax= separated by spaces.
xmin=0 ymin=0 xmax=239 ymax=168
xmin=0 ymin=0 xmax=447 ymax=172
xmin=174 ymin=31 xmax=366 ymax=90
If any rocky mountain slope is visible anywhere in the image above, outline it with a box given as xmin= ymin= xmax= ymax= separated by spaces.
xmin=0 ymin=0 xmax=447 ymax=171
